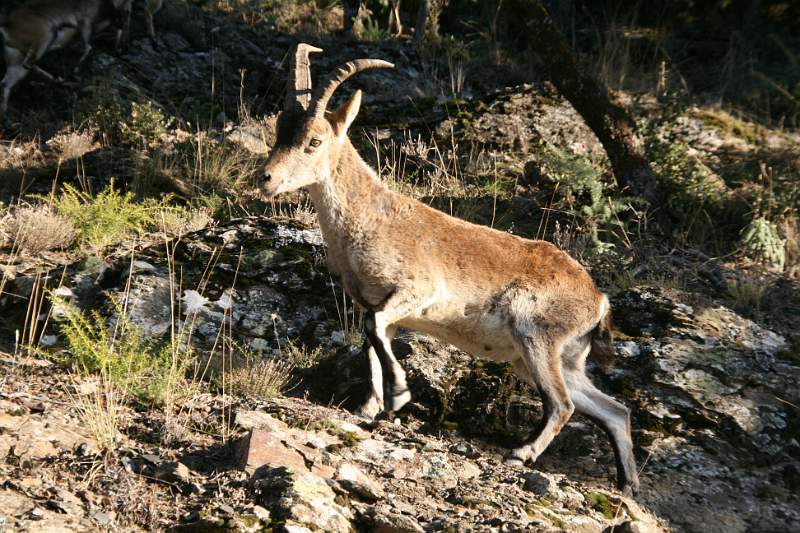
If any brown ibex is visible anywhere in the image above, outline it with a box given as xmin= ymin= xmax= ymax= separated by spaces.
xmin=0 ymin=0 xmax=132 ymax=119
xmin=261 ymin=43 xmax=639 ymax=495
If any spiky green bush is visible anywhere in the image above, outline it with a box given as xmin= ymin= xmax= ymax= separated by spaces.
xmin=741 ymin=216 xmax=786 ymax=270
xmin=58 ymin=300 xmax=183 ymax=405
xmin=536 ymin=146 xmax=635 ymax=249
xmin=121 ymin=101 xmax=174 ymax=147
xmin=50 ymin=182 xmax=167 ymax=251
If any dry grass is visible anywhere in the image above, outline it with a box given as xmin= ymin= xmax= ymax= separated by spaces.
xmin=727 ymin=272 xmax=768 ymax=318
xmin=779 ymin=216 xmax=799 ymax=278
xmin=188 ymin=135 xmax=262 ymax=192
xmin=284 ymin=339 xmax=324 ymax=369
xmin=46 ymin=128 xmax=99 ymax=162
xmin=0 ymin=137 xmax=46 ymax=171
xmin=70 ymin=375 xmax=122 ymax=453
xmin=0 ymin=203 xmax=77 ymax=255
xmin=153 ymin=207 xmax=214 ymax=237
xmin=226 ymin=357 xmax=294 ymax=400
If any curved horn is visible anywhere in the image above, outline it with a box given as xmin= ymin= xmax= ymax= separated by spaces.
xmin=284 ymin=43 xmax=323 ymax=112
xmin=310 ymin=59 xmax=395 ymax=118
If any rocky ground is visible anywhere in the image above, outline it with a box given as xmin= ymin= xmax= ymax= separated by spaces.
xmin=1 ymin=216 xmax=798 ymax=532
xmin=1 ymin=2 xmax=799 ymax=532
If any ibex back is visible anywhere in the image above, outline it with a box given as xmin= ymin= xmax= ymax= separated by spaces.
xmin=260 ymin=44 xmax=640 ymax=495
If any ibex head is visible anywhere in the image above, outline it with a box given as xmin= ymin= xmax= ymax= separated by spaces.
xmin=261 ymin=44 xmax=393 ymax=197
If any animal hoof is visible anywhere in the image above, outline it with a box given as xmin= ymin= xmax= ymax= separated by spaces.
xmin=386 ymin=388 xmax=411 ymax=412
xmin=503 ymin=453 xmax=525 ymax=467
xmin=620 ymin=480 xmax=640 ymax=498
xmin=354 ymin=397 xmax=382 ymax=421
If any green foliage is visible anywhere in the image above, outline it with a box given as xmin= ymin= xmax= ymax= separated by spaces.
xmin=50 ymin=182 xmax=167 ymax=251
xmin=648 ymin=139 xmax=724 ymax=209
xmin=121 ymin=101 xmax=174 ymax=147
xmin=79 ymin=79 xmax=172 ymax=147
xmin=535 ymin=146 xmax=635 ymax=250
xmin=741 ymin=217 xmax=786 ymax=270
xmin=585 ymin=491 xmax=615 ymax=519
xmin=645 ymin=134 xmax=733 ymax=246
xmin=58 ymin=299 xmax=182 ymax=405
xmin=79 ymin=78 xmax=125 ymax=146
xmin=361 ymin=14 xmax=390 ymax=42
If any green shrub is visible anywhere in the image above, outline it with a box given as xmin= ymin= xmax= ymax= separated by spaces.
xmin=58 ymin=299 xmax=182 ymax=405
xmin=740 ymin=216 xmax=786 ymax=270
xmin=79 ymin=78 xmax=125 ymax=146
xmin=121 ymin=101 xmax=174 ymax=147
xmin=646 ymin=136 xmax=733 ymax=246
xmin=50 ymin=182 xmax=167 ymax=251
xmin=535 ymin=146 xmax=636 ymax=249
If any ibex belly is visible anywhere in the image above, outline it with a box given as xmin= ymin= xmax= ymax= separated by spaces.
xmin=399 ymin=300 xmax=519 ymax=363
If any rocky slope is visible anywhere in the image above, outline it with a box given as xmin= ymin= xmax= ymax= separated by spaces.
xmin=1 ymin=2 xmax=799 ymax=532
xmin=1 ymin=216 xmax=798 ymax=532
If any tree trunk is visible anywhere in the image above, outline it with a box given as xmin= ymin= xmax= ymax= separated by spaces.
xmin=414 ymin=0 xmax=430 ymax=47
xmin=510 ymin=0 xmax=660 ymax=205
xmin=343 ymin=0 xmax=360 ymax=33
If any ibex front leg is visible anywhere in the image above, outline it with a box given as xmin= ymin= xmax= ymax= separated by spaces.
xmin=363 ymin=293 xmax=419 ymax=416
xmin=355 ymin=339 xmax=385 ymax=419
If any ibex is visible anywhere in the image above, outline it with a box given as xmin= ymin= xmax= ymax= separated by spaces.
xmin=261 ymin=44 xmax=639 ymax=495
xmin=0 ymin=0 xmax=132 ymax=119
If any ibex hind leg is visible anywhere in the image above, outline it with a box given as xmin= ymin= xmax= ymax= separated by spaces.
xmin=564 ymin=367 xmax=640 ymax=495
xmin=504 ymin=335 xmax=575 ymax=466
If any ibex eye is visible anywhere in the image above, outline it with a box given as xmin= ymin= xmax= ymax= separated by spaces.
xmin=309 ymin=138 xmax=322 ymax=148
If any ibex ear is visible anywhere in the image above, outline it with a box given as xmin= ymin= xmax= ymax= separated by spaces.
xmin=328 ymin=90 xmax=362 ymax=141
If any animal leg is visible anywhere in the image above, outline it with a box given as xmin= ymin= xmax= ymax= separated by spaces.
xmin=74 ymin=20 xmax=93 ymax=75
xmin=1 ymin=63 xmax=29 ymax=118
xmin=354 ymin=338 xmax=385 ymax=420
xmin=21 ymin=42 xmax=63 ymax=83
xmin=364 ymin=290 xmax=423 ymax=414
xmin=1 ymin=48 xmax=27 ymax=117
xmin=146 ymin=0 xmax=163 ymax=50
xmin=389 ymin=0 xmax=404 ymax=36
xmin=364 ymin=313 xmax=409 ymax=414
xmin=505 ymin=336 xmax=575 ymax=465
xmin=565 ymin=369 xmax=640 ymax=494
xmin=120 ymin=1 xmax=133 ymax=50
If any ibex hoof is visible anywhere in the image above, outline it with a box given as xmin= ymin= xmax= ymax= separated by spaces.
xmin=386 ymin=388 xmax=411 ymax=413
xmin=620 ymin=479 xmax=640 ymax=498
xmin=504 ymin=446 xmax=535 ymax=466
xmin=354 ymin=396 xmax=382 ymax=421
xmin=502 ymin=453 xmax=526 ymax=467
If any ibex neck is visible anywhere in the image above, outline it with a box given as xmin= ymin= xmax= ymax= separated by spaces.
xmin=307 ymin=139 xmax=388 ymax=241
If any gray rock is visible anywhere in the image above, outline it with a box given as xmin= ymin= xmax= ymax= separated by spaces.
xmin=522 ymin=471 xmax=558 ymax=495
xmin=335 ymin=463 xmax=385 ymax=501
xmin=255 ymin=468 xmax=352 ymax=533
xmin=367 ymin=504 xmax=424 ymax=533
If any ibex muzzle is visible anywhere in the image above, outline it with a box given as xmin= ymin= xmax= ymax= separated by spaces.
xmin=261 ymin=44 xmax=640 ymax=496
